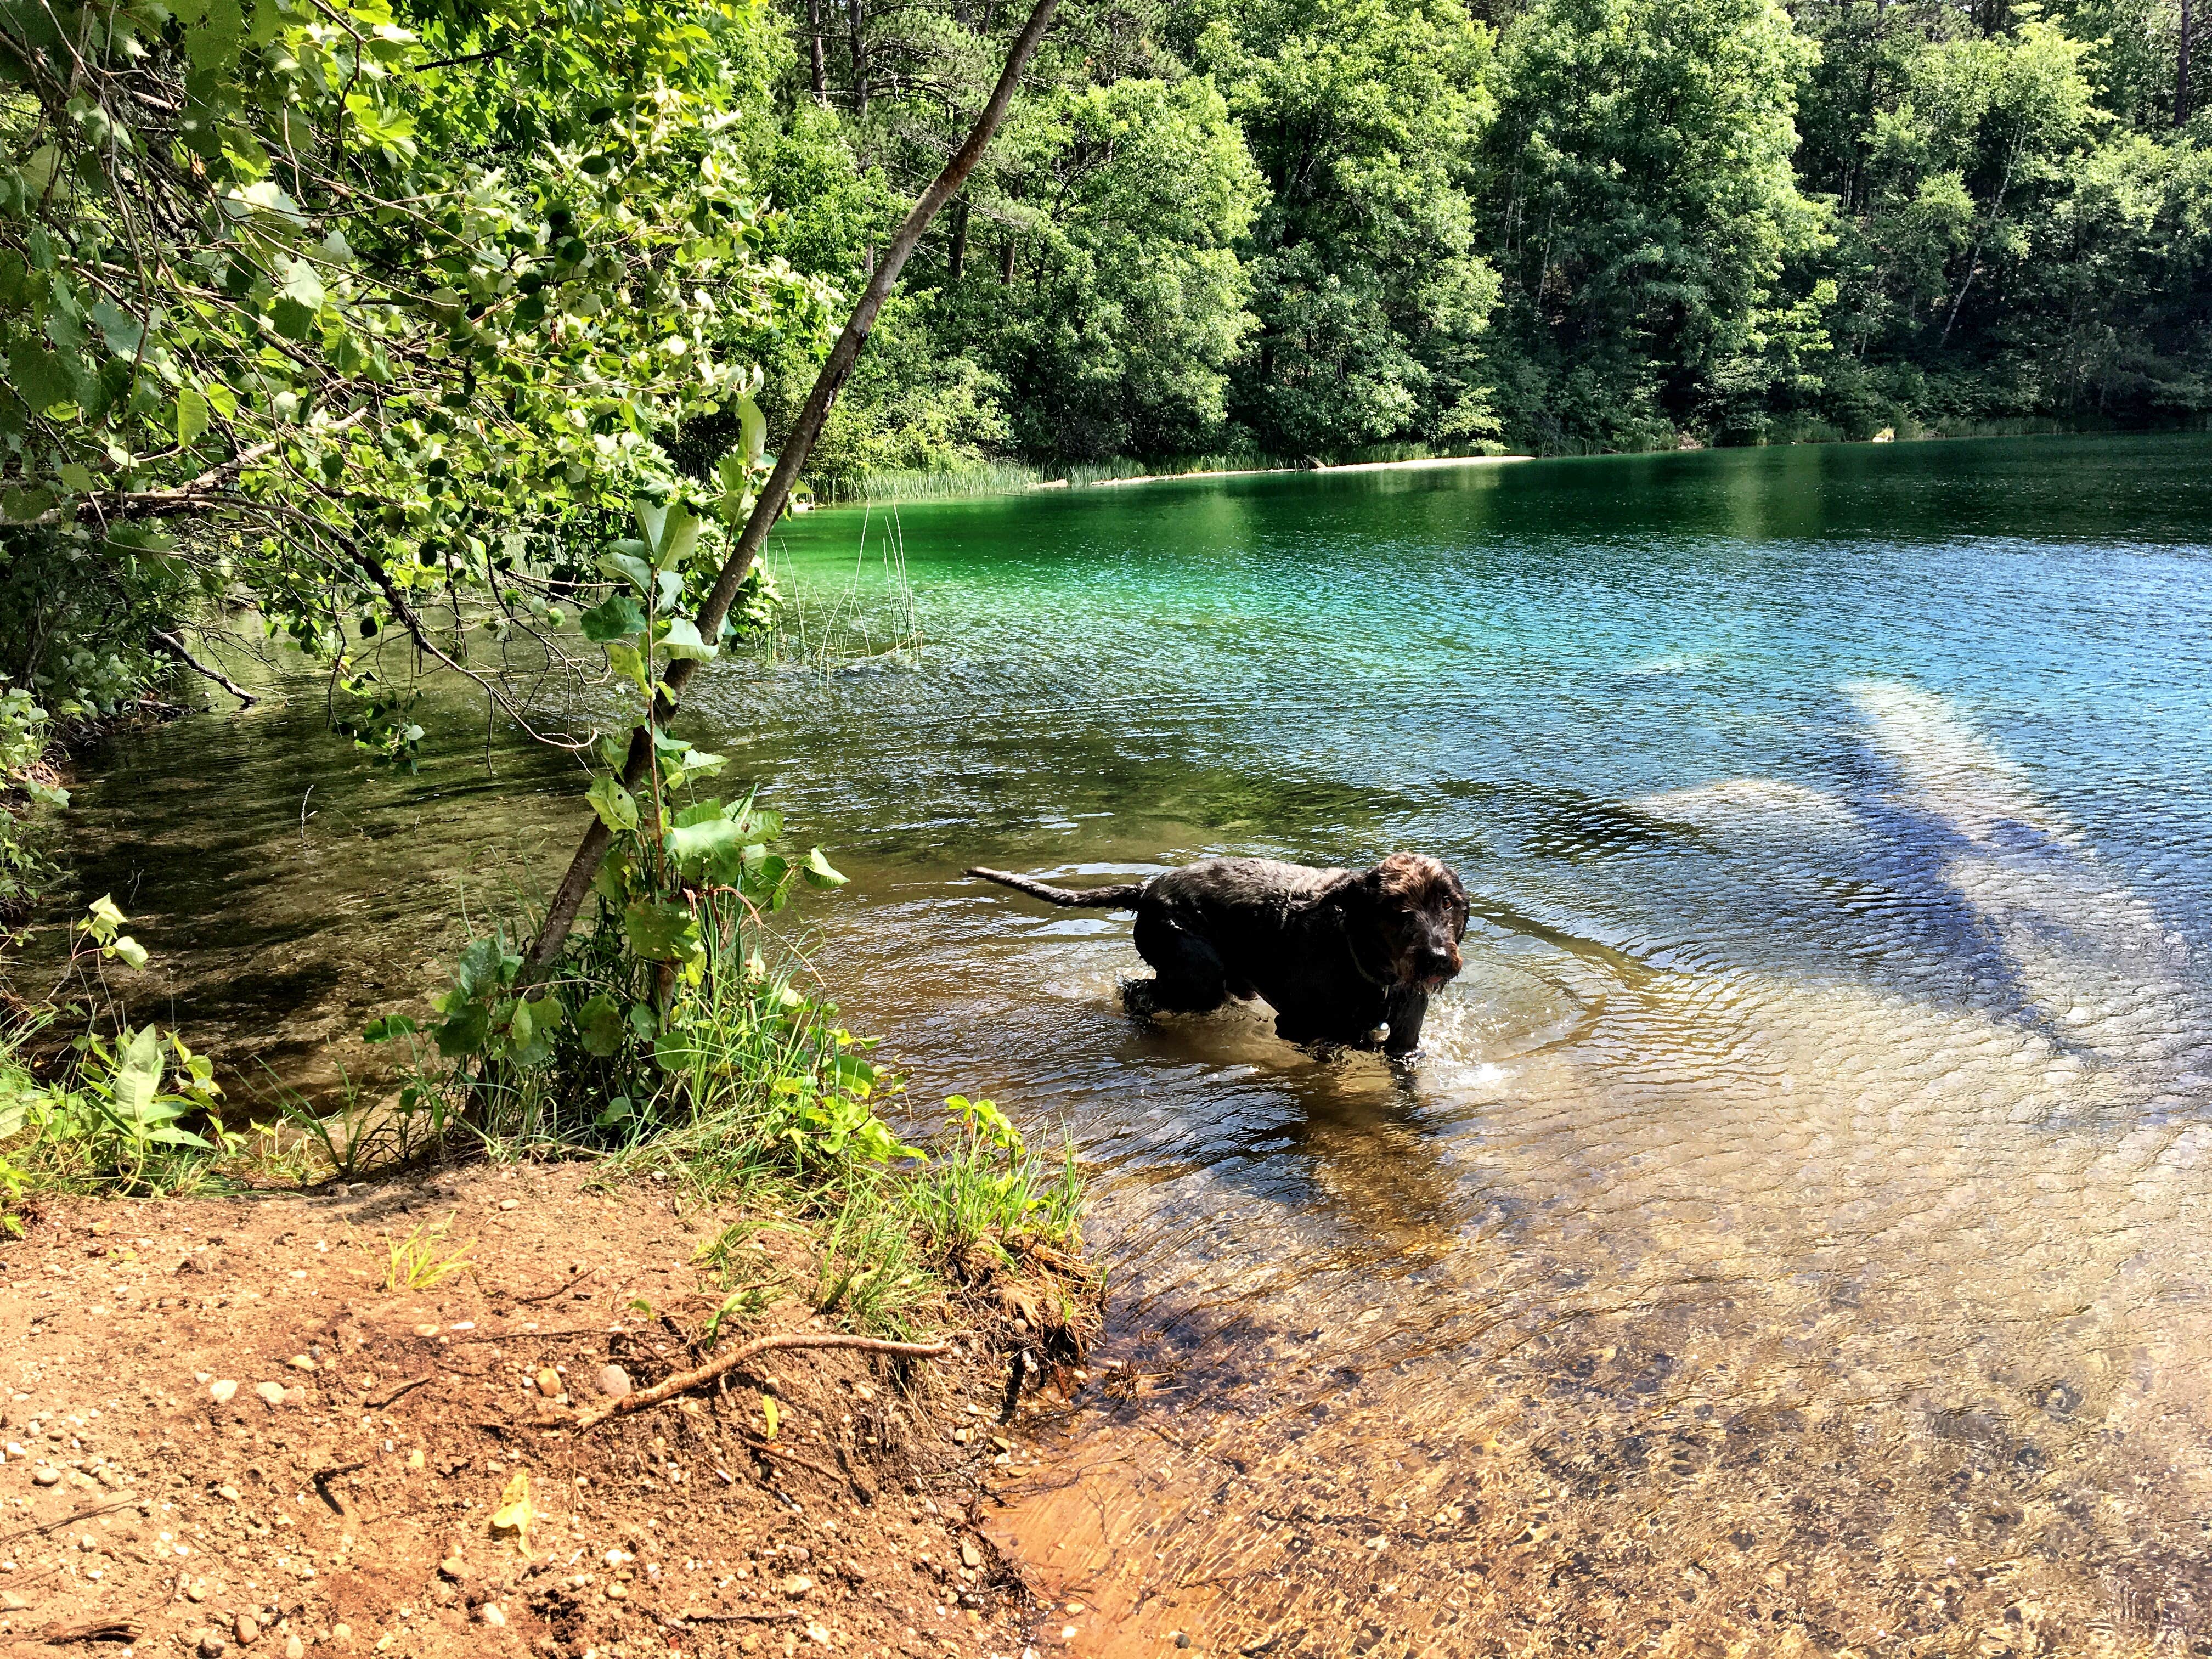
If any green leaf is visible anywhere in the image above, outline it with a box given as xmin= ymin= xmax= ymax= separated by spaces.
xmin=622 ymin=901 xmax=699 ymax=962
xmin=736 ymin=392 xmax=766 ymax=470
xmin=599 ymin=549 xmax=653 ymax=592
xmin=110 ymin=935 xmax=149 ymax=970
xmin=176 ymin=387 xmax=211 ymax=446
xmin=656 ymin=617 xmax=718 ymax=662
xmin=605 ymin=640 xmax=647 ymax=691
xmin=803 ymin=847 xmax=848 ymax=889
xmin=579 ymin=593 xmax=645 ymax=642
xmin=111 ymin=1027 xmax=165 ymax=1126
xmin=19 ymin=146 xmax=58 ymax=201
xmin=577 ymin=994 xmax=625 ymax=1058
xmin=88 ymin=300 xmax=145 ymax=359
xmin=364 ymin=1014 xmax=419 ymax=1042
xmin=271 ymin=258 xmax=325 ymax=340
xmin=664 ymin=816 xmax=744 ymax=883
xmin=435 ymin=1002 xmax=490 ymax=1058
xmin=449 ymin=935 xmax=515 ymax=1002
xmin=585 ymin=775 xmax=638 ymax=833
xmin=9 ymin=343 xmax=79 ymax=411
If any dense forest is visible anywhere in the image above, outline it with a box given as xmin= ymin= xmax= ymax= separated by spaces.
xmin=753 ymin=0 xmax=2212 ymax=473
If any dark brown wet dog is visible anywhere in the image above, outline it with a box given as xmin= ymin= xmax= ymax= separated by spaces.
xmin=967 ymin=853 xmax=1470 ymax=1056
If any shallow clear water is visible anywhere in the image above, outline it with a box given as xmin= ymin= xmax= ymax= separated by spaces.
xmin=49 ymin=435 xmax=2212 ymax=1654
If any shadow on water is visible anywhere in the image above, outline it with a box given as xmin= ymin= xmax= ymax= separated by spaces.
xmin=33 ymin=434 xmax=2212 ymax=1652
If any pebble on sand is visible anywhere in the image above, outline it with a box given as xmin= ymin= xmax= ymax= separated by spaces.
xmin=208 ymin=1380 xmax=239 ymax=1404
xmin=597 ymin=1364 xmax=632 ymax=1398
xmin=253 ymin=1382 xmax=287 ymax=1407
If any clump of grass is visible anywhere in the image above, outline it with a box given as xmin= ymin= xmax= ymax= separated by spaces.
xmin=383 ymin=1214 xmax=476 ymax=1291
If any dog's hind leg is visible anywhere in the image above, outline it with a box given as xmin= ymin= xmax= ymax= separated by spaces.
xmin=1128 ymin=912 xmax=1232 ymax=1015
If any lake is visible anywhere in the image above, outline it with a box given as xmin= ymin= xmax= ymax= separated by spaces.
xmin=52 ymin=434 xmax=2212 ymax=1654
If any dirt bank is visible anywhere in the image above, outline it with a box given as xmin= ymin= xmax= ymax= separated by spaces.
xmin=0 ymin=1164 xmax=1083 ymax=1659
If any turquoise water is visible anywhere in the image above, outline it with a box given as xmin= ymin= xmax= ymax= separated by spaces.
xmin=50 ymin=435 xmax=2212 ymax=1653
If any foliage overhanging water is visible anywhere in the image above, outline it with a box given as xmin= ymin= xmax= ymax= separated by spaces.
xmin=46 ymin=436 xmax=2212 ymax=1654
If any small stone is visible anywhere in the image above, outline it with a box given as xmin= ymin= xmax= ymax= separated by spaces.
xmin=235 ymin=1611 xmax=260 ymax=1644
xmin=951 ymin=1427 xmax=970 ymax=1446
xmin=1 ymin=1591 xmax=25 ymax=1611
xmin=781 ymin=1573 xmax=814 ymax=1598
xmin=414 ymin=1325 xmax=439 ymax=1338
xmin=405 ymin=1449 xmax=425 ymax=1471
xmin=285 ymin=1639 xmax=305 ymax=1659
xmin=534 ymin=1369 xmax=561 ymax=1397
xmin=197 ymin=1630 xmax=227 ymax=1658
xmin=30 ymin=1468 xmax=59 ymax=1488
xmin=289 ymin=1355 xmax=316 ymax=1372
xmin=605 ymin=1582 xmax=628 ymax=1600
xmin=331 ymin=1624 xmax=352 ymax=1645
xmin=596 ymin=1365 xmax=631 ymax=1399
xmin=1175 ymin=1635 xmax=1192 ymax=1649
xmin=218 ymin=1485 xmax=240 ymax=1502
xmin=499 ymin=1199 xmax=519 ymax=1212
xmin=253 ymin=1383 xmax=287 ymax=1407
xmin=959 ymin=1539 xmax=982 ymax=1570
xmin=438 ymin=1556 xmax=466 ymax=1581
xmin=208 ymin=1380 xmax=239 ymax=1404
xmin=188 ymin=1581 xmax=208 ymax=1602
xmin=479 ymin=1604 xmax=506 ymax=1628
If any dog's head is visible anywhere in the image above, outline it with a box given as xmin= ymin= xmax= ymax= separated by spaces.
xmin=1340 ymin=853 xmax=1469 ymax=990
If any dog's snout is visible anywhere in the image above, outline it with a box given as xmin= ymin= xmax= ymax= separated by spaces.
xmin=1420 ymin=945 xmax=1462 ymax=979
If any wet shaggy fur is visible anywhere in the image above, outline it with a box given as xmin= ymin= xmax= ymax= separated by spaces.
xmin=967 ymin=853 xmax=1470 ymax=1055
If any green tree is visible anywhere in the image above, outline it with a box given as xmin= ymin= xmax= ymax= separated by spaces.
xmin=1480 ymin=0 xmax=1826 ymax=445
xmin=1184 ymin=0 xmax=1502 ymax=452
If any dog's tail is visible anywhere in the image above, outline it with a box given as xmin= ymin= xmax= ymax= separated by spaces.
xmin=967 ymin=867 xmax=1145 ymax=909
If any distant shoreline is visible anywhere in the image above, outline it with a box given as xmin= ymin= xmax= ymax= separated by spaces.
xmin=1071 ymin=453 xmax=1533 ymax=490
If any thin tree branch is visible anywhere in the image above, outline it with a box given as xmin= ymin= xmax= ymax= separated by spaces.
xmin=149 ymin=629 xmax=260 ymax=707
xmin=522 ymin=0 xmax=1063 ymax=973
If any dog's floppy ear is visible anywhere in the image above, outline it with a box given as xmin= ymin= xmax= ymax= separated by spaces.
xmin=1331 ymin=864 xmax=1406 ymax=986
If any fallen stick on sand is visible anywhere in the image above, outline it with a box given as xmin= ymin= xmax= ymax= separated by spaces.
xmin=540 ymin=1332 xmax=952 ymax=1432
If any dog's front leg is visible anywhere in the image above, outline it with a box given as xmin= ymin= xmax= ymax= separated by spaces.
xmin=1381 ymin=988 xmax=1430 ymax=1059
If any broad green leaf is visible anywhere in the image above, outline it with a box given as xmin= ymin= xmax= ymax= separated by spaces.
xmin=605 ymin=640 xmax=647 ymax=691
xmin=622 ymin=901 xmax=698 ymax=962
xmin=585 ymin=775 xmax=639 ymax=832
xmin=110 ymin=935 xmax=149 ymax=970
xmin=176 ymin=387 xmax=211 ymax=445
xmin=579 ymin=593 xmax=645 ymax=642
xmin=736 ymin=392 xmax=766 ymax=470
xmin=112 ymin=1026 xmax=165 ymax=1126
xmin=598 ymin=550 xmax=653 ymax=593
xmin=576 ymin=994 xmax=625 ymax=1058
xmin=656 ymin=618 xmax=717 ymax=662
xmin=802 ymin=847 xmax=848 ymax=889
xmin=9 ymin=343 xmax=79 ymax=411
xmin=665 ymin=816 xmax=744 ymax=882
xmin=272 ymin=258 xmax=325 ymax=340
xmin=19 ymin=146 xmax=58 ymax=201
xmin=364 ymin=1014 xmax=419 ymax=1042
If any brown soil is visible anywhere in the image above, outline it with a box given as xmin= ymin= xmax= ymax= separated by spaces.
xmin=0 ymin=1163 xmax=1077 ymax=1659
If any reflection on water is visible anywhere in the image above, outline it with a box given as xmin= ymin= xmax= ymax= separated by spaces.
xmin=44 ymin=435 xmax=2212 ymax=1653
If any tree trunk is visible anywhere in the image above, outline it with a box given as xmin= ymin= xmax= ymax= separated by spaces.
xmin=2182 ymin=0 xmax=2194 ymax=126
xmin=1000 ymin=234 xmax=1015 ymax=284
xmin=847 ymin=0 xmax=867 ymax=119
xmin=808 ymin=0 xmax=828 ymax=106
xmin=949 ymin=198 xmax=969 ymax=280
xmin=523 ymin=0 xmax=1065 ymax=974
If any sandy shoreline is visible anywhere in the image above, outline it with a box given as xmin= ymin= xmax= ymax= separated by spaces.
xmin=1073 ymin=452 xmax=1531 ymax=490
